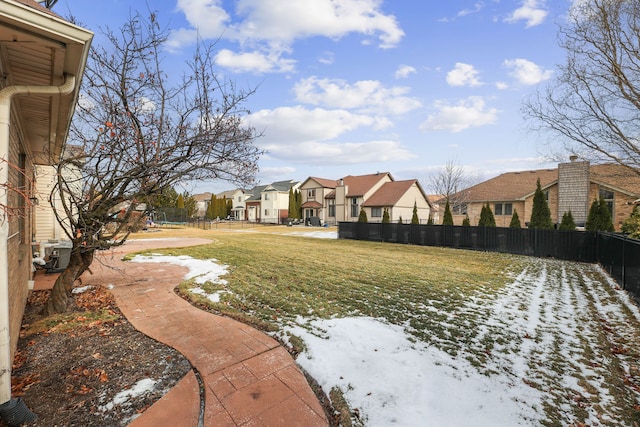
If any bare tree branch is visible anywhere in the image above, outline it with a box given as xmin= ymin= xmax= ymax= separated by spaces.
xmin=42 ymin=11 xmax=262 ymax=314
xmin=524 ymin=0 xmax=640 ymax=175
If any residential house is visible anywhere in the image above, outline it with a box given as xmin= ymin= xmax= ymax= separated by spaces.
xmin=300 ymin=172 xmax=431 ymax=225
xmin=426 ymin=194 xmax=443 ymax=224
xmin=218 ymin=189 xmax=248 ymax=220
xmin=299 ymin=177 xmax=339 ymax=222
xmin=245 ymin=180 xmax=300 ymax=223
xmin=448 ymin=158 xmax=640 ymax=230
xmin=0 ymin=0 xmax=92 ymax=407
xmin=230 ymin=189 xmax=249 ymax=220
xmin=194 ymin=189 xmax=249 ymax=220
xmin=193 ymin=192 xmax=212 ymax=218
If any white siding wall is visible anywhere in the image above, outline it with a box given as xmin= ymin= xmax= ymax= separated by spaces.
xmin=392 ymin=185 xmax=431 ymax=223
xmin=34 ymin=165 xmax=65 ymax=242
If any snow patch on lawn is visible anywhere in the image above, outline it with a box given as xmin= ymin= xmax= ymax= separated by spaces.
xmin=130 ymin=254 xmax=231 ymax=301
xmin=100 ymin=378 xmax=158 ymax=412
xmin=189 ymin=286 xmax=229 ymax=303
xmin=287 ymin=316 xmax=542 ymax=427
xmin=286 ymin=230 xmax=337 ymax=239
xmin=130 ymin=254 xmax=229 ymax=285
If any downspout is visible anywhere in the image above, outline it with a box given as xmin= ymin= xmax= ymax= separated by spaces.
xmin=0 ymin=74 xmax=76 ymax=408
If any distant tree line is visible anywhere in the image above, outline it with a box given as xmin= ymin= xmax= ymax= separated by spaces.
xmin=288 ymin=189 xmax=302 ymax=219
xmin=207 ymin=194 xmax=233 ymax=219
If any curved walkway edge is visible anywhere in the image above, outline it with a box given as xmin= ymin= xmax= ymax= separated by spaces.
xmin=79 ymin=238 xmax=329 ymax=427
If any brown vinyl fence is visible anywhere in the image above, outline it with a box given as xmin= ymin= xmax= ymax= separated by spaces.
xmin=338 ymin=223 xmax=640 ymax=301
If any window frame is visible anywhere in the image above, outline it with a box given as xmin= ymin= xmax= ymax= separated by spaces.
xmin=599 ymin=187 xmax=615 ymax=217
xmin=350 ymin=198 xmax=359 ymax=217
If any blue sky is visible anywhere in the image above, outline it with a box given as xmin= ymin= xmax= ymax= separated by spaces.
xmin=54 ymin=0 xmax=574 ymax=194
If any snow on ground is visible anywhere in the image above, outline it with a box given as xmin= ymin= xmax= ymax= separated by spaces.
xmin=130 ymin=254 xmax=229 ymax=285
xmin=131 ymin=254 xmax=640 ymax=426
xmin=287 ymin=317 xmax=543 ymax=427
xmin=285 ymin=230 xmax=337 ymax=239
xmin=130 ymin=255 xmax=230 ymax=301
xmin=99 ymin=378 xmax=158 ymax=412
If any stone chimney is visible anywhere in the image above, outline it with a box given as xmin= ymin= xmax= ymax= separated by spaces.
xmin=558 ymin=157 xmax=590 ymax=226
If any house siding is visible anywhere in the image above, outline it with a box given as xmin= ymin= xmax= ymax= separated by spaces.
xmin=389 ymin=185 xmax=430 ymax=223
xmin=34 ymin=164 xmax=73 ymax=242
xmin=300 ymin=181 xmax=332 ymax=221
xmin=7 ymin=120 xmax=32 ymax=361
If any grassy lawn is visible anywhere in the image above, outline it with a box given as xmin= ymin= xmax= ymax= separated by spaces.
xmin=134 ymin=227 xmax=519 ymax=349
xmin=127 ymin=226 xmax=640 ymax=426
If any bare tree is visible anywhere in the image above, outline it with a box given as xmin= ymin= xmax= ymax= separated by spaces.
xmin=427 ymin=159 xmax=468 ymax=200
xmin=41 ymin=12 xmax=262 ymax=314
xmin=524 ymin=0 xmax=640 ymax=173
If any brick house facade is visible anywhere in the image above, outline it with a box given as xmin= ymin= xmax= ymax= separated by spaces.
xmin=448 ymin=159 xmax=640 ymax=230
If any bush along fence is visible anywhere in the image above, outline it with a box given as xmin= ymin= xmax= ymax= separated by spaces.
xmin=338 ymin=222 xmax=640 ymax=301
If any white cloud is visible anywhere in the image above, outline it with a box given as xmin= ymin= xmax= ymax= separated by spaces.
xmin=234 ymin=0 xmax=404 ymax=48
xmin=165 ymin=28 xmax=199 ymax=53
xmin=137 ymin=96 xmax=156 ymax=113
xmin=256 ymin=166 xmax=297 ymax=184
xmin=505 ymin=0 xmax=548 ymax=28
xmin=458 ymin=2 xmax=484 ymax=17
xmin=78 ymin=92 xmax=95 ymax=111
xmin=214 ymin=49 xmax=296 ymax=73
xmin=495 ymin=81 xmax=509 ymax=90
xmin=167 ymin=0 xmax=230 ymax=48
xmin=504 ymin=58 xmax=553 ymax=85
xmin=293 ymin=77 xmax=422 ymax=115
xmin=170 ymin=0 xmax=404 ymax=55
xmin=419 ymin=96 xmax=499 ymax=133
xmin=264 ymin=140 xmax=414 ymax=164
xmin=244 ymin=106 xmax=412 ymax=163
xmin=446 ymin=63 xmax=482 ymax=87
xmin=246 ymin=106 xmax=389 ymax=143
xmin=318 ymin=51 xmax=335 ymax=65
xmin=395 ymin=65 xmax=417 ymax=79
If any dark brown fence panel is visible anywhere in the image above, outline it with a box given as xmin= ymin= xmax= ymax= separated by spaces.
xmin=598 ymin=233 xmax=640 ymax=300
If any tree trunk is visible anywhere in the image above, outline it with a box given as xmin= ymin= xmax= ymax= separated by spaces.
xmin=40 ymin=244 xmax=95 ymax=315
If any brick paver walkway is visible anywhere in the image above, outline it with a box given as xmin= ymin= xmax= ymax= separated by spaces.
xmin=36 ymin=238 xmax=329 ymax=427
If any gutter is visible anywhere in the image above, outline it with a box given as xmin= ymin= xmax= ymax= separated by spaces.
xmin=0 ymin=74 xmax=76 ymax=409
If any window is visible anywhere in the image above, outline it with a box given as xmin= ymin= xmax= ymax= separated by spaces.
xmin=237 ymin=196 xmax=241 ymax=202
xmin=308 ymin=189 xmax=316 ymax=198
xmin=350 ymin=198 xmax=359 ymax=217
xmin=264 ymin=209 xmax=269 ymax=216
xmin=328 ymin=199 xmax=335 ymax=217
xmin=505 ymin=204 xmax=514 ymax=216
xmin=453 ymin=202 xmax=467 ymax=215
xmin=495 ymin=203 xmax=512 ymax=216
xmin=371 ymin=207 xmax=382 ymax=218
xmin=599 ymin=187 xmax=615 ymax=217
